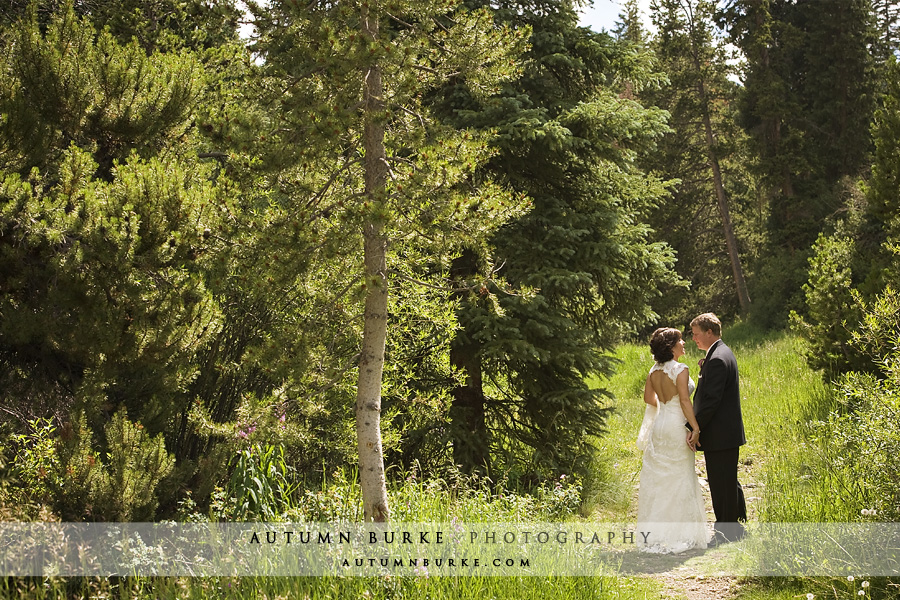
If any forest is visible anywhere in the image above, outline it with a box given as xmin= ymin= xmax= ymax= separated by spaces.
xmin=1 ymin=0 xmax=900 ymax=597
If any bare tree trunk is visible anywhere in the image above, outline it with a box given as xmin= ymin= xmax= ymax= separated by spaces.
xmin=697 ymin=89 xmax=752 ymax=313
xmin=449 ymin=250 xmax=491 ymax=476
xmin=356 ymin=5 xmax=390 ymax=523
xmin=684 ymin=1 xmax=752 ymax=313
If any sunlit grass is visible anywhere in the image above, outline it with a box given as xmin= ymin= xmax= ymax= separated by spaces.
xmin=0 ymin=325 xmax=848 ymax=600
xmin=586 ymin=324 xmax=887 ymax=600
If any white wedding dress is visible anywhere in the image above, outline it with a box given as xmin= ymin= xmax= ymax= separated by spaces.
xmin=635 ymin=360 xmax=708 ymax=553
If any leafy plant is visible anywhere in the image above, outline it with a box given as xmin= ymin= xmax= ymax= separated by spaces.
xmin=767 ymin=287 xmax=900 ymax=523
xmin=10 ymin=417 xmax=60 ymax=504
xmin=224 ymin=443 xmax=296 ymax=520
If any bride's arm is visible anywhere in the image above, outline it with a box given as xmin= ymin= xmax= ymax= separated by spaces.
xmin=677 ymin=370 xmax=701 ymax=446
xmin=643 ymin=375 xmax=658 ymax=407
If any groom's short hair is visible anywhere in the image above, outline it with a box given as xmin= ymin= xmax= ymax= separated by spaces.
xmin=691 ymin=313 xmax=722 ymax=337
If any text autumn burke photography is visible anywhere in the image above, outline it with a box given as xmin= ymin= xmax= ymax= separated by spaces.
xmin=246 ymin=528 xmax=649 ymax=546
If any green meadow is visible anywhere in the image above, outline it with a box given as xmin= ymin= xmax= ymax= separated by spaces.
xmin=8 ymin=324 xmax=892 ymax=600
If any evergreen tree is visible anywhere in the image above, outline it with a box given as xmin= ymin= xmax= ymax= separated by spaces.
xmin=614 ymin=0 xmax=647 ymax=45
xmin=721 ymin=0 xmax=877 ymax=325
xmin=0 ymin=0 xmax=241 ymax=52
xmin=433 ymin=0 xmax=679 ymax=481
xmin=793 ymin=56 xmax=900 ymax=377
xmin=871 ymin=0 xmax=900 ymax=70
xmin=0 ymin=6 xmax=237 ymax=517
xmin=0 ymin=1 xmax=323 ymax=518
xmin=636 ymin=0 xmax=757 ymax=325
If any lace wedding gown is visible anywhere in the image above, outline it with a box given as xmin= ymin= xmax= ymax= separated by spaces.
xmin=635 ymin=360 xmax=708 ymax=553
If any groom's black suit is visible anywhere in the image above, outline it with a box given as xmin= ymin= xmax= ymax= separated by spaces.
xmin=693 ymin=339 xmax=747 ymax=540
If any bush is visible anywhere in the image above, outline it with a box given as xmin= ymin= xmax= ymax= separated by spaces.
xmin=52 ymin=409 xmax=175 ymax=521
xmin=772 ymin=287 xmax=900 ymax=522
xmin=790 ymin=233 xmax=867 ymax=376
xmin=10 ymin=417 xmax=60 ymax=506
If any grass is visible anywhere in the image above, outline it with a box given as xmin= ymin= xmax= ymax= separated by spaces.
xmin=3 ymin=323 xmax=878 ymax=600
xmin=0 ymin=465 xmax=665 ymax=598
xmin=0 ymin=574 xmax=640 ymax=600
xmin=586 ymin=323 xmax=870 ymax=599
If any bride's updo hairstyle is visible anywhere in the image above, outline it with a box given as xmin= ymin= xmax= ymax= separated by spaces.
xmin=650 ymin=327 xmax=682 ymax=364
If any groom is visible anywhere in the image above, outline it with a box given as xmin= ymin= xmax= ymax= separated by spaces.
xmin=688 ymin=312 xmax=747 ymax=544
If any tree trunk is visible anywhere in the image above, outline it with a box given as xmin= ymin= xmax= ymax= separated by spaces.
xmin=356 ymin=6 xmax=390 ymax=523
xmin=689 ymin=39 xmax=752 ymax=313
xmin=698 ymin=95 xmax=752 ymax=313
xmin=449 ymin=249 xmax=491 ymax=476
xmin=449 ymin=344 xmax=490 ymax=475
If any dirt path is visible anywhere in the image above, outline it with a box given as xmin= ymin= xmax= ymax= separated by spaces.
xmin=659 ymin=574 xmax=738 ymax=600
xmin=638 ymin=454 xmax=764 ymax=599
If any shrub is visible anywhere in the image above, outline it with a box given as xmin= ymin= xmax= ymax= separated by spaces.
xmin=52 ymin=409 xmax=175 ymax=521
xmin=10 ymin=417 xmax=61 ymax=505
xmin=779 ymin=287 xmax=900 ymax=522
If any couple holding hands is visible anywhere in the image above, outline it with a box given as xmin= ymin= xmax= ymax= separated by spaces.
xmin=635 ymin=312 xmax=747 ymax=553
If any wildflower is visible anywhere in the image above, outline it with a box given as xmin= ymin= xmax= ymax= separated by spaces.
xmin=848 ymin=576 xmax=855 ymax=581
xmin=807 ymin=593 xmax=815 ymax=600
xmin=862 ymin=581 xmax=870 ymax=588
xmin=858 ymin=592 xmax=865 ymax=596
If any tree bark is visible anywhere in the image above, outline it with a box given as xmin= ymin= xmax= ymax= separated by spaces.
xmin=697 ymin=88 xmax=752 ymax=313
xmin=685 ymin=3 xmax=752 ymax=313
xmin=356 ymin=5 xmax=390 ymax=523
xmin=449 ymin=249 xmax=491 ymax=476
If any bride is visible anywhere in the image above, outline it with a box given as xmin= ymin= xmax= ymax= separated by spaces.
xmin=635 ymin=327 xmax=708 ymax=553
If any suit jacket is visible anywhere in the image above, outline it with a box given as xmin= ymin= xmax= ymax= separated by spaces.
xmin=693 ymin=340 xmax=746 ymax=451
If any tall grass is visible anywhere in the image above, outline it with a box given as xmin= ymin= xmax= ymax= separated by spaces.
xmin=0 ymin=574 xmax=638 ymax=600
xmin=0 ymin=466 xmax=661 ymax=599
xmin=5 ymin=323 xmax=851 ymax=600
xmin=590 ymin=323 xmax=900 ymax=599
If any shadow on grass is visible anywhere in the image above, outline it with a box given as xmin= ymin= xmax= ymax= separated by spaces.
xmin=607 ymin=541 xmax=750 ymax=576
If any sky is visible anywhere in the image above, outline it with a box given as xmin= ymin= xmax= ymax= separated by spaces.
xmin=578 ymin=0 xmax=653 ymax=34
xmin=237 ymin=1 xmax=652 ymax=40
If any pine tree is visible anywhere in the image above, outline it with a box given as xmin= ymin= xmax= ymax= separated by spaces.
xmin=432 ymin=0 xmax=679 ymax=480
xmin=870 ymin=0 xmax=899 ymax=71
xmin=0 ymin=0 xmax=241 ymax=52
xmin=793 ymin=56 xmax=900 ymax=377
xmin=0 ymin=5 xmax=242 ymax=517
xmin=721 ymin=0 xmax=877 ymax=325
xmin=614 ymin=0 xmax=647 ymax=45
